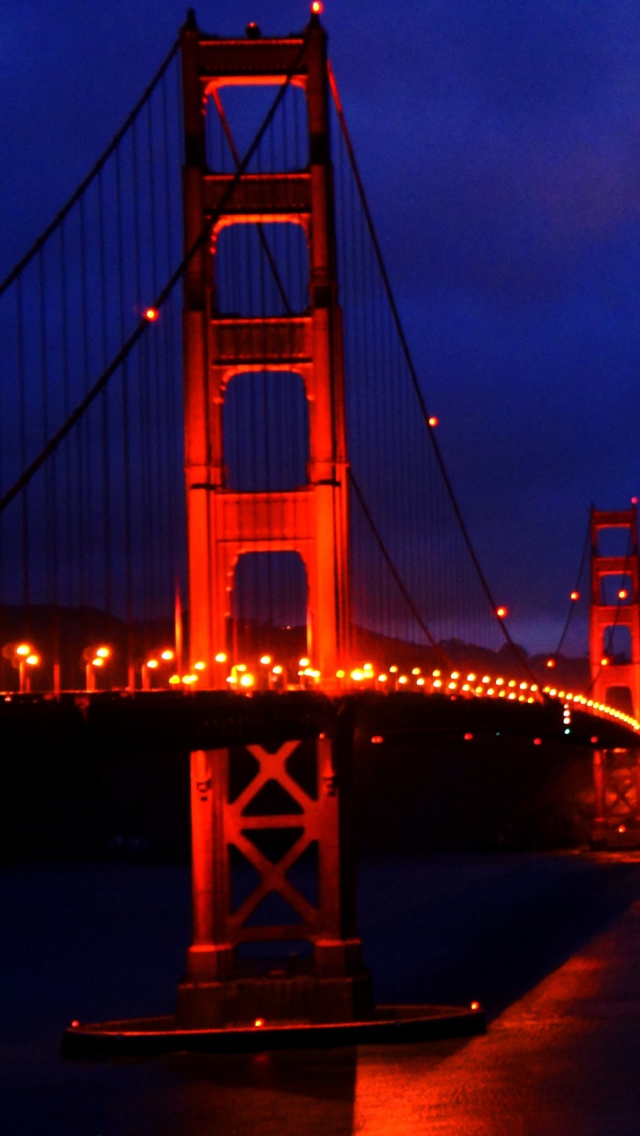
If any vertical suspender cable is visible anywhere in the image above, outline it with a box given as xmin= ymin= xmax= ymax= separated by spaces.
xmin=98 ymin=168 xmax=113 ymax=618
xmin=16 ymin=277 xmax=29 ymax=613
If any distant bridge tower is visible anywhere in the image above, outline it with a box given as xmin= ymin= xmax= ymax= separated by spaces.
xmin=590 ymin=507 xmax=640 ymax=848
xmin=181 ymin=14 xmax=349 ymax=685
xmin=589 ymin=506 xmax=640 ymax=719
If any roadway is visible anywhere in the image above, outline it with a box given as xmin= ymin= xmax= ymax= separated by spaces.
xmin=0 ymin=688 xmax=636 ymax=754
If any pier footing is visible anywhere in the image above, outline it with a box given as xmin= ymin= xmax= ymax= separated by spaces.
xmin=62 ymin=1002 xmax=484 ymax=1057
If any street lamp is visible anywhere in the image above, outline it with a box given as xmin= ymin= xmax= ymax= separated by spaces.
xmin=141 ymin=648 xmax=175 ymax=690
xmin=2 ymin=641 xmax=40 ymax=692
xmin=82 ymin=645 xmax=112 ymax=692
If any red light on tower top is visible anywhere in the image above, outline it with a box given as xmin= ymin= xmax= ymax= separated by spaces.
xmin=311 ymin=1 xmax=323 ymax=12
xmin=632 ymin=497 xmax=638 ymax=505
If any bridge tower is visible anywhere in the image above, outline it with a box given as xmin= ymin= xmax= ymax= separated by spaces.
xmin=589 ymin=506 xmax=640 ymax=847
xmin=181 ymin=13 xmax=350 ymax=687
xmin=589 ymin=506 xmax=640 ymax=717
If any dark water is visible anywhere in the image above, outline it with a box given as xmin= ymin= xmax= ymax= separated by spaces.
xmin=2 ymin=852 xmax=640 ymax=1134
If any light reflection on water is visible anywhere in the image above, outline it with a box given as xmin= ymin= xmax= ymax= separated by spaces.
xmin=2 ymin=854 xmax=640 ymax=1134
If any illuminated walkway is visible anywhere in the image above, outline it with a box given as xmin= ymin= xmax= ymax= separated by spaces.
xmin=3 ymin=853 xmax=640 ymax=1134
xmin=356 ymin=865 xmax=640 ymax=1135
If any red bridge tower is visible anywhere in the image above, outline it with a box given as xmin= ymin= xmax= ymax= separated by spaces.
xmin=181 ymin=14 xmax=349 ymax=686
xmin=589 ymin=506 xmax=640 ymax=717
xmin=589 ymin=506 xmax=640 ymax=847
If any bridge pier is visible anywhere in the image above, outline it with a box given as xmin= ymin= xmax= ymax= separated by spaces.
xmin=61 ymin=701 xmax=483 ymax=1054
xmin=177 ymin=735 xmax=372 ymax=1027
xmin=591 ymin=747 xmax=640 ymax=849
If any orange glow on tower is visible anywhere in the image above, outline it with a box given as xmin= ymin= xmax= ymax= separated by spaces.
xmin=590 ymin=505 xmax=640 ymax=721
xmin=181 ymin=20 xmax=349 ymax=688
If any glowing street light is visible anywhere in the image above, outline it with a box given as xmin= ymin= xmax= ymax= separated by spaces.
xmin=82 ymin=645 xmax=112 ymax=692
xmin=23 ymin=651 xmax=39 ymax=692
xmin=141 ymin=657 xmax=159 ymax=690
xmin=2 ymin=642 xmax=39 ymax=694
xmin=142 ymin=648 xmax=178 ymax=690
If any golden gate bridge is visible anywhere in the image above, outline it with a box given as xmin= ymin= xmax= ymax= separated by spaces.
xmin=1 ymin=8 xmax=639 ymax=1050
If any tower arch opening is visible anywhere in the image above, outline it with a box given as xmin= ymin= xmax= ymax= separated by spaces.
xmin=230 ymin=550 xmax=308 ymax=664
xmin=602 ymin=624 xmax=632 ymax=665
xmin=205 ymin=83 xmax=308 ymax=174
xmin=223 ymin=370 xmax=309 ymax=492
xmin=214 ymin=221 xmax=309 ymax=317
xmin=604 ymin=686 xmax=634 ymax=716
xmin=600 ymin=573 xmax=633 ymax=606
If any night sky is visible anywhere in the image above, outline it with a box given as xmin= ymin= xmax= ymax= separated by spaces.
xmin=2 ymin=0 xmax=640 ymax=654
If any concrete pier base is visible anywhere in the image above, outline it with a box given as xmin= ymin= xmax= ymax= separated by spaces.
xmin=62 ymin=1002 xmax=485 ymax=1057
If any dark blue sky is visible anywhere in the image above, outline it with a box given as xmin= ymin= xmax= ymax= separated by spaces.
xmin=2 ymin=0 xmax=640 ymax=653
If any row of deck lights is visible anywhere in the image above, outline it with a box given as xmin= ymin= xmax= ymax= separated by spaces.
xmin=344 ymin=664 xmax=540 ymax=703
xmin=3 ymin=638 xmax=638 ymax=731
xmin=542 ymin=685 xmax=640 ymax=732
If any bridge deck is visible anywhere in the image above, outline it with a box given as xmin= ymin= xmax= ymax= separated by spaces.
xmin=0 ymin=690 xmax=636 ymax=755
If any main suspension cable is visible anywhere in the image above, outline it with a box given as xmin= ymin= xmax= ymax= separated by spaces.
xmin=551 ymin=512 xmax=590 ymax=661
xmin=0 ymin=35 xmax=182 ymax=300
xmin=349 ymin=468 xmax=452 ymax=664
xmin=0 ymin=25 xmax=312 ymax=517
xmin=328 ymin=63 xmax=537 ymax=683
